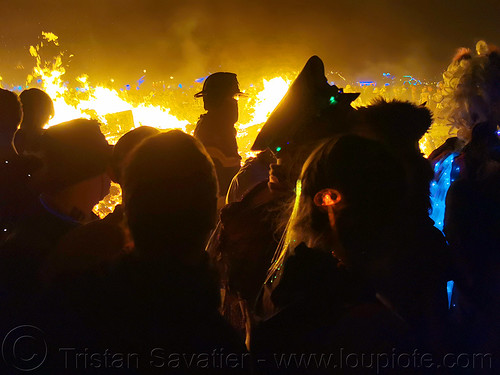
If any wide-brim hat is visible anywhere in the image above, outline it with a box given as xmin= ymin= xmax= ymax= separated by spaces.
xmin=251 ymin=56 xmax=359 ymax=151
xmin=194 ymin=72 xmax=245 ymax=98
xmin=40 ymin=118 xmax=113 ymax=191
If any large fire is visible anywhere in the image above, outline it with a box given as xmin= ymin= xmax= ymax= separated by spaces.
xmin=3 ymin=33 xmax=451 ymax=217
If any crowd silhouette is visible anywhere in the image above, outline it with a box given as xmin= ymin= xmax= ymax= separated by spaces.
xmin=0 ymin=43 xmax=498 ymax=374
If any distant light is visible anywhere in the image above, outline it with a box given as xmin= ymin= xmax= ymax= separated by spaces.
xmin=178 ymin=84 xmax=182 ymax=88
xmin=195 ymin=76 xmax=208 ymax=83
xmin=358 ymin=81 xmax=375 ymax=87
xmin=276 ymin=146 xmax=282 ymax=152
xmin=329 ymin=96 xmax=337 ymax=105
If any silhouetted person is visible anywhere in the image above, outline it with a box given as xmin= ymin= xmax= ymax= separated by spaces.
xmin=14 ymin=88 xmax=54 ymax=155
xmin=445 ymin=121 xmax=500 ymax=363
xmin=194 ymin=72 xmax=243 ymax=207
xmin=253 ymin=135 xmax=412 ymax=374
xmin=356 ymin=100 xmax=450 ymax=343
xmin=102 ymin=130 xmax=247 ymax=373
xmin=43 ymin=126 xmax=160 ymax=286
xmin=0 ymin=89 xmax=23 ymax=158
xmin=0 ymin=88 xmax=39 ymax=242
xmin=0 ymin=118 xmax=111 ymax=309
xmin=434 ymin=42 xmax=500 ymax=363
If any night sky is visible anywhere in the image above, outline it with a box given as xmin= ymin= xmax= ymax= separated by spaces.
xmin=1 ymin=0 xmax=499 ymax=86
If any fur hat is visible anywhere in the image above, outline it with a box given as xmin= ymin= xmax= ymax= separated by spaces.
xmin=358 ymin=98 xmax=432 ymax=147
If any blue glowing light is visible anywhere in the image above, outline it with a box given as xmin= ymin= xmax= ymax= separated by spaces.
xmin=429 ymin=153 xmax=458 ymax=231
xmin=447 ymin=280 xmax=455 ymax=309
xmin=136 ymin=75 xmax=146 ymax=90
xmin=195 ymin=76 xmax=208 ymax=83
xmin=178 ymin=84 xmax=183 ymax=89
xmin=358 ymin=81 xmax=376 ymax=87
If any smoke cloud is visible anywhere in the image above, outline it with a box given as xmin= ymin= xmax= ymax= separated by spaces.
xmin=1 ymin=0 xmax=499 ymax=86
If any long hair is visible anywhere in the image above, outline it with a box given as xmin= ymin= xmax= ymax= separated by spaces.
xmin=267 ymin=135 xmax=406 ymax=281
xmin=434 ymin=41 xmax=500 ymax=141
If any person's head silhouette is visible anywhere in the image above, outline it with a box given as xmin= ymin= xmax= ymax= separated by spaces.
xmin=195 ymin=72 xmax=243 ymax=122
xmin=111 ymin=126 xmax=160 ymax=185
xmin=19 ymin=88 xmax=54 ymax=131
xmin=123 ymin=130 xmax=217 ymax=261
xmin=0 ymin=89 xmax=22 ymax=154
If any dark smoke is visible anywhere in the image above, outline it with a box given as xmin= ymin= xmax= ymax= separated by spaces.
xmin=1 ymin=0 xmax=499 ymax=86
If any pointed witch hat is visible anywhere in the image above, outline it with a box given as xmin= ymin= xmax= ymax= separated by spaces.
xmin=251 ymin=56 xmax=359 ymax=151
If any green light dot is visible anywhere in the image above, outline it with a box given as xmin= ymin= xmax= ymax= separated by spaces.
xmin=329 ymin=96 xmax=337 ymax=105
xmin=276 ymin=146 xmax=282 ymax=152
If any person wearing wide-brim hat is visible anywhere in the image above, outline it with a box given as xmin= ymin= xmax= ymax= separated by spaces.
xmin=194 ymin=72 xmax=245 ymax=207
xmin=0 ymin=118 xmax=112 ymax=302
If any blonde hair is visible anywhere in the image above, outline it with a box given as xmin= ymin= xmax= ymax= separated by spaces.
xmin=434 ymin=41 xmax=500 ymax=141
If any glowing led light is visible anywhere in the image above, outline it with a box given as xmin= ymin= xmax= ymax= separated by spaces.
xmin=430 ymin=153 xmax=458 ymax=231
xmin=323 ymin=194 xmax=335 ymax=205
xmin=447 ymin=280 xmax=454 ymax=309
xmin=275 ymin=146 xmax=282 ymax=152
xmin=329 ymin=96 xmax=337 ymax=105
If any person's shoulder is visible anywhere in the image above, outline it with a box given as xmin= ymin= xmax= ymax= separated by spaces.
xmin=221 ymin=180 xmax=270 ymax=218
